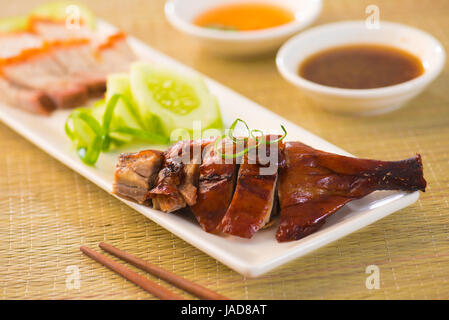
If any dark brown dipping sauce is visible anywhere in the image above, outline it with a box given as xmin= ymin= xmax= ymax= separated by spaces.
xmin=299 ymin=44 xmax=424 ymax=89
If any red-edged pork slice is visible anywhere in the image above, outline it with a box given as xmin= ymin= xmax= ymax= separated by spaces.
xmin=0 ymin=33 xmax=43 ymax=58
xmin=28 ymin=17 xmax=97 ymax=42
xmin=0 ymin=20 xmax=136 ymax=113
xmin=30 ymin=20 xmax=136 ymax=98
xmin=31 ymin=20 xmax=135 ymax=96
xmin=31 ymin=19 xmax=136 ymax=72
xmin=0 ymin=77 xmax=55 ymax=115
xmin=0 ymin=39 xmax=88 ymax=109
xmin=276 ymin=142 xmax=427 ymax=242
xmin=50 ymin=43 xmax=107 ymax=97
xmin=95 ymin=32 xmax=137 ymax=73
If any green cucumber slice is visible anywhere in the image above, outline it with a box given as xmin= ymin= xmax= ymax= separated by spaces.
xmin=105 ymin=73 xmax=166 ymax=141
xmin=130 ymin=62 xmax=223 ymax=137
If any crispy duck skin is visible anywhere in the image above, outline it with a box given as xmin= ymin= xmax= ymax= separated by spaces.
xmin=219 ymin=136 xmax=282 ymax=238
xmin=112 ymin=150 xmax=164 ymax=204
xmin=190 ymin=142 xmax=238 ymax=233
xmin=148 ymin=139 xmax=214 ymax=213
xmin=276 ymin=142 xmax=427 ymax=242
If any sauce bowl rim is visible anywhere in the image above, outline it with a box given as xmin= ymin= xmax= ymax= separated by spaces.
xmin=164 ymin=0 xmax=323 ymax=42
xmin=276 ymin=20 xmax=446 ymax=98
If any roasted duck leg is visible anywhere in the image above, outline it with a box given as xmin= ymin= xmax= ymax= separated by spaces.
xmin=277 ymin=142 xmax=427 ymax=242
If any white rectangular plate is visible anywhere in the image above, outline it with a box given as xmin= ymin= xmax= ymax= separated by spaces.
xmin=0 ymin=20 xmax=419 ymax=277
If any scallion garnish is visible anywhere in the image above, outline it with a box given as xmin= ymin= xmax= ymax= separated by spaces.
xmin=65 ymin=93 xmax=168 ymax=165
xmin=214 ymin=119 xmax=287 ymax=159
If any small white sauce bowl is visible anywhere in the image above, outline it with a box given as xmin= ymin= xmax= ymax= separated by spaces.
xmin=276 ymin=21 xmax=446 ymax=115
xmin=164 ymin=0 xmax=322 ymax=56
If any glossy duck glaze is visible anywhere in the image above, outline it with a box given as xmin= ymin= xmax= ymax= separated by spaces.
xmin=190 ymin=142 xmax=238 ymax=233
xmin=277 ymin=142 xmax=427 ymax=242
xmin=219 ymin=136 xmax=283 ymax=238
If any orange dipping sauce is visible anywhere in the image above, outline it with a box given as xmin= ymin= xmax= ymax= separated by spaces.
xmin=193 ymin=3 xmax=295 ymax=31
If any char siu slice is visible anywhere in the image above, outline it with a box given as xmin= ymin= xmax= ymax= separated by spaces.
xmin=0 ymin=33 xmax=86 ymax=110
xmin=1 ymin=51 xmax=88 ymax=109
xmin=28 ymin=17 xmax=96 ymax=43
xmin=31 ymin=20 xmax=136 ymax=98
xmin=0 ymin=77 xmax=55 ymax=115
xmin=113 ymin=150 xmax=164 ymax=204
xmin=277 ymin=142 xmax=427 ymax=242
xmin=96 ymin=33 xmax=137 ymax=73
xmin=190 ymin=141 xmax=238 ymax=233
xmin=219 ymin=136 xmax=283 ymax=238
xmin=50 ymin=44 xmax=107 ymax=97
xmin=32 ymin=17 xmax=138 ymax=73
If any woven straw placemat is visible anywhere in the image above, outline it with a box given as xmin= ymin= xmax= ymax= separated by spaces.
xmin=1 ymin=0 xmax=448 ymax=299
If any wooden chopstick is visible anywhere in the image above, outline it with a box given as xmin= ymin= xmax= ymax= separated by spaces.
xmin=80 ymin=245 xmax=184 ymax=300
xmin=99 ymin=242 xmax=229 ymax=300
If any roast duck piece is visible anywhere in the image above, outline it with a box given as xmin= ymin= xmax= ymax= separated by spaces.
xmin=113 ymin=136 xmax=426 ymax=242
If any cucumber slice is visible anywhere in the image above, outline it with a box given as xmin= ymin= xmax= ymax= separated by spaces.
xmin=106 ymin=73 xmax=167 ymax=142
xmin=88 ymin=74 xmax=138 ymax=144
xmin=31 ymin=1 xmax=96 ymax=29
xmin=105 ymin=74 xmax=139 ymax=129
xmin=130 ymin=62 xmax=223 ymax=137
xmin=0 ymin=16 xmax=29 ymax=33
xmin=90 ymin=98 xmax=133 ymax=145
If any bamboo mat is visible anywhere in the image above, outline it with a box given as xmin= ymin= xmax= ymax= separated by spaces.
xmin=1 ymin=0 xmax=449 ymax=300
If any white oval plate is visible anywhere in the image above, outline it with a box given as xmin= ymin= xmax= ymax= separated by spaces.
xmin=0 ymin=20 xmax=419 ymax=277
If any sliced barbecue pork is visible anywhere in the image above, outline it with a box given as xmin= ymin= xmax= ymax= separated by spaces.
xmin=113 ymin=150 xmax=164 ymax=204
xmin=0 ymin=77 xmax=55 ymax=115
xmin=219 ymin=136 xmax=283 ymax=238
xmin=31 ymin=20 xmax=136 ymax=97
xmin=96 ymin=32 xmax=137 ymax=73
xmin=190 ymin=141 xmax=238 ymax=233
xmin=28 ymin=17 xmax=98 ymax=42
xmin=49 ymin=43 xmax=107 ymax=97
xmin=0 ymin=33 xmax=87 ymax=109
xmin=0 ymin=19 xmax=136 ymax=113
xmin=30 ymin=19 xmax=136 ymax=71
xmin=0 ymin=37 xmax=89 ymax=109
xmin=277 ymin=142 xmax=427 ymax=242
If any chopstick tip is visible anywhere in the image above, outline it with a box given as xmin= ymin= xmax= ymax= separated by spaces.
xmin=80 ymin=245 xmax=91 ymax=256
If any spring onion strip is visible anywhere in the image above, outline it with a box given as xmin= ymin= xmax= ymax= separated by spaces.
xmin=65 ymin=110 xmax=104 ymax=165
xmin=227 ymin=118 xmax=250 ymax=143
xmin=214 ymin=119 xmax=287 ymax=159
xmin=102 ymin=93 xmax=147 ymax=132
xmin=114 ymin=127 xmax=168 ymax=144
xmin=65 ymin=93 xmax=168 ymax=165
